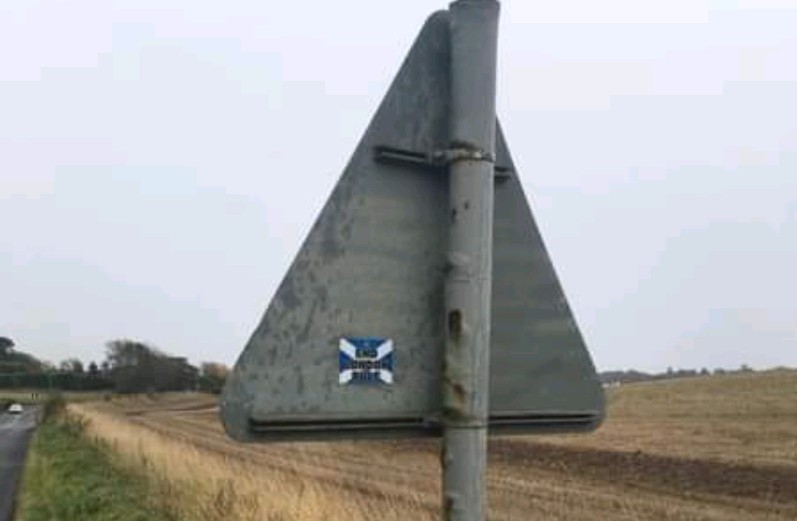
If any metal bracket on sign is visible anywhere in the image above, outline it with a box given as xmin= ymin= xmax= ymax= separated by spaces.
xmin=373 ymin=145 xmax=512 ymax=180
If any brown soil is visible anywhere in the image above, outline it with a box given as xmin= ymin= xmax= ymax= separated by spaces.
xmin=491 ymin=439 xmax=797 ymax=504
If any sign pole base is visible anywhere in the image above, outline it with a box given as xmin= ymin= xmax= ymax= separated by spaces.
xmin=442 ymin=428 xmax=488 ymax=520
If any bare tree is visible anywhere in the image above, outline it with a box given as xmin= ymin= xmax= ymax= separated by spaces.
xmin=104 ymin=339 xmax=197 ymax=393
xmin=0 ymin=336 xmax=14 ymax=356
xmin=59 ymin=358 xmax=84 ymax=374
xmin=199 ymin=362 xmax=230 ymax=394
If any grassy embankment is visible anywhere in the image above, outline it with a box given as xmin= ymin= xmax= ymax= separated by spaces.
xmin=16 ymin=400 xmax=172 ymax=521
xmin=67 ymin=369 xmax=797 ymax=521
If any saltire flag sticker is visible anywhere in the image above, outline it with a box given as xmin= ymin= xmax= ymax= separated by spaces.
xmin=339 ymin=337 xmax=394 ymax=385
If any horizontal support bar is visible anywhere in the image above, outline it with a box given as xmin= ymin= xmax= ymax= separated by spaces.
xmin=246 ymin=411 xmax=601 ymax=442
xmin=373 ymin=145 xmax=511 ymax=179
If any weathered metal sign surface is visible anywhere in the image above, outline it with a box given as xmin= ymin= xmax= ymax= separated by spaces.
xmin=221 ymin=10 xmax=604 ymax=442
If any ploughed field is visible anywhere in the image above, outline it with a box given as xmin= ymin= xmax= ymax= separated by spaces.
xmin=73 ymin=370 xmax=797 ymax=521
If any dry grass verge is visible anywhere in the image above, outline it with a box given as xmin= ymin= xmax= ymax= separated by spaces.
xmin=71 ymin=404 xmax=433 ymax=521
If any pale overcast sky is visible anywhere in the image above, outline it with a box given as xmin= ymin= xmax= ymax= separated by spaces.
xmin=1 ymin=1 xmax=795 ymax=373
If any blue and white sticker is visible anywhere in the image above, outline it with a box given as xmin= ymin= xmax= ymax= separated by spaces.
xmin=339 ymin=337 xmax=394 ymax=385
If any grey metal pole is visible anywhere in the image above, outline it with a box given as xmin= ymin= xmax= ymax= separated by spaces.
xmin=442 ymin=1 xmax=499 ymax=521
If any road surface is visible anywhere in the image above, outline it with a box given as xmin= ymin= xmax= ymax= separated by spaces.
xmin=0 ymin=408 xmax=38 ymax=521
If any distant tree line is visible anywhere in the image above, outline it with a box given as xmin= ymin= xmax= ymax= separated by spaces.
xmin=0 ymin=372 xmax=113 ymax=391
xmin=599 ymin=364 xmax=758 ymax=385
xmin=0 ymin=335 xmax=229 ymax=394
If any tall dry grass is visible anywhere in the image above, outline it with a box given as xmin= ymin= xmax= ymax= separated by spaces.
xmin=70 ymin=404 xmax=434 ymax=521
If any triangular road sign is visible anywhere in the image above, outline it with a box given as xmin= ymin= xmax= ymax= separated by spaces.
xmin=221 ymin=10 xmax=604 ymax=442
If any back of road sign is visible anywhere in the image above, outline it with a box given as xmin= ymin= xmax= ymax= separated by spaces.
xmin=221 ymin=11 xmax=604 ymax=442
